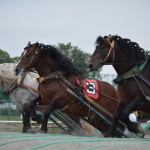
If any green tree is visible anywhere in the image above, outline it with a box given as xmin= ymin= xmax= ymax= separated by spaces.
xmin=11 ymin=56 xmax=21 ymax=63
xmin=0 ymin=49 xmax=12 ymax=63
xmin=0 ymin=49 xmax=20 ymax=63
xmin=55 ymin=43 xmax=91 ymax=73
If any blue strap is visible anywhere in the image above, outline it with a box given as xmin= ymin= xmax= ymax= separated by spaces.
xmin=77 ymin=88 xmax=84 ymax=106
xmin=36 ymin=78 xmax=40 ymax=83
xmin=69 ymin=57 xmax=73 ymax=62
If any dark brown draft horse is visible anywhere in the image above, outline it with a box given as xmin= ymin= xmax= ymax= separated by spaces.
xmin=88 ymin=35 xmax=150 ymax=137
xmin=15 ymin=42 xmax=120 ymax=136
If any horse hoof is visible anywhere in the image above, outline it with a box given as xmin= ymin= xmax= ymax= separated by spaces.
xmin=104 ymin=132 xmax=115 ymax=138
xmin=39 ymin=129 xmax=47 ymax=133
xmin=128 ymin=122 xmax=144 ymax=134
xmin=137 ymin=124 xmax=144 ymax=134
xmin=22 ymin=126 xmax=31 ymax=133
xmin=22 ymin=130 xmax=27 ymax=133
xmin=36 ymin=114 xmax=44 ymax=124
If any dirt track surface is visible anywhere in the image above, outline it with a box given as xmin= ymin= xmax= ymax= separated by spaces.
xmin=0 ymin=132 xmax=150 ymax=150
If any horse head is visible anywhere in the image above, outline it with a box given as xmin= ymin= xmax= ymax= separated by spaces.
xmin=15 ymin=42 xmax=83 ymax=77
xmin=87 ymin=35 xmax=117 ymax=71
xmin=15 ymin=42 xmax=40 ymax=76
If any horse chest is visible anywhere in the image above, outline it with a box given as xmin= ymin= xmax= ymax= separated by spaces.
xmin=118 ymin=82 xmax=139 ymax=106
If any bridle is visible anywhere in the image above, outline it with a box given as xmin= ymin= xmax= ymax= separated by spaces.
xmin=20 ymin=46 xmax=38 ymax=72
xmin=22 ymin=45 xmax=50 ymax=76
xmin=26 ymin=50 xmax=38 ymax=70
xmin=96 ymin=36 xmax=115 ymax=68
xmin=103 ymin=36 xmax=115 ymax=63
xmin=97 ymin=36 xmax=145 ymax=67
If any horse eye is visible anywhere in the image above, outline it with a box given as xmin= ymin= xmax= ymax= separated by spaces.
xmin=101 ymin=47 xmax=105 ymax=49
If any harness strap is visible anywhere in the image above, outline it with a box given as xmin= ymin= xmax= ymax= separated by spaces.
xmin=133 ymin=75 xmax=150 ymax=102
xmin=58 ymin=77 xmax=127 ymax=128
xmin=4 ymin=72 xmax=28 ymax=95
xmin=59 ymin=99 xmax=74 ymax=111
xmin=56 ymin=73 xmax=77 ymax=90
xmin=4 ymin=82 xmax=18 ymax=95
xmin=75 ymin=71 xmax=119 ymax=103
xmin=20 ymin=83 xmax=37 ymax=94
xmin=121 ymin=51 xmax=149 ymax=80
xmin=39 ymin=70 xmax=66 ymax=84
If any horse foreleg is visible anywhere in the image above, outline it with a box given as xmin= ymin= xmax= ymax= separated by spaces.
xmin=22 ymin=103 xmax=31 ymax=133
xmin=105 ymin=101 xmax=125 ymax=137
xmin=121 ymin=99 xmax=146 ymax=134
xmin=29 ymin=97 xmax=43 ymax=124
xmin=40 ymin=99 xmax=61 ymax=133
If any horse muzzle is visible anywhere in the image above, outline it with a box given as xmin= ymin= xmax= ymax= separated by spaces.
xmin=88 ymin=61 xmax=104 ymax=71
xmin=88 ymin=63 xmax=97 ymax=71
xmin=14 ymin=66 xmax=24 ymax=76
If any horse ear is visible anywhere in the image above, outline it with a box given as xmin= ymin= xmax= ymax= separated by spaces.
xmin=33 ymin=42 xmax=38 ymax=49
xmin=109 ymin=36 xmax=117 ymax=43
xmin=27 ymin=41 xmax=31 ymax=45
xmin=95 ymin=36 xmax=103 ymax=45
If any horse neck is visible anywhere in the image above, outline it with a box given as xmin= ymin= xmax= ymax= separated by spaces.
xmin=23 ymin=73 xmax=39 ymax=90
xmin=112 ymin=49 xmax=138 ymax=76
xmin=35 ymin=55 xmax=58 ymax=77
xmin=113 ymin=65 xmax=135 ymax=76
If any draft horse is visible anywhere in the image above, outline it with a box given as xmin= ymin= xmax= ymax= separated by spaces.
xmin=15 ymin=42 xmax=121 ymax=135
xmin=88 ymin=35 xmax=150 ymax=137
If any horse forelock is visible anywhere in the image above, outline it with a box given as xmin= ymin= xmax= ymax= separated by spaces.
xmin=95 ymin=36 xmax=103 ymax=45
xmin=95 ymin=36 xmax=108 ymax=46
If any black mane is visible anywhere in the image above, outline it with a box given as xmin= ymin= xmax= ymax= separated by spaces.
xmin=37 ymin=43 xmax=84 ymax=76
xmin=96 ymin=35 xmax=145 ymax=63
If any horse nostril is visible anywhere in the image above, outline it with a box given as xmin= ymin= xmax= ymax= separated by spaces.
xmin=15 ymin=68 xmax=18 ymax=72
xmin=15 ymin=68 xmax=19 ymax=75
xmin=88 ymin=64 xmax=93 ymax=68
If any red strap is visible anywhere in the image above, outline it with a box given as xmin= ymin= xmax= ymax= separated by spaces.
xmin=20 ymin=83 xmax=37 ymax=93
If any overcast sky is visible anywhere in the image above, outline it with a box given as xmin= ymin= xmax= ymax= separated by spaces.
xmin=0 ymin=0 xmax=150 ymax=74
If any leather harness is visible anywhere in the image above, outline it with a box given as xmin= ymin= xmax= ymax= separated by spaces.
xmin=4 ymin=72 xmax=37 ymax=96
